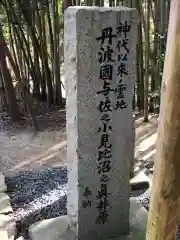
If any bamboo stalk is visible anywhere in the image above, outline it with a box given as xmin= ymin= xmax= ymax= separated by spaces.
xmin=144 ymin=0 xmax=150 ymax=122
xmin=146 ymin=0 xmax=180 ymax=239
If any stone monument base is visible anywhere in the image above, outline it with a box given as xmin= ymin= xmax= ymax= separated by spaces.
xmin=29 ymin=198 xmax=148 ymax=240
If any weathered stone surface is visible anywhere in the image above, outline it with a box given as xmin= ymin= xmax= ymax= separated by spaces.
xmin=110 ymin=199 xmax=147 ymax=240
xmin=29 ymin=198 xmax=147 ymax=240
xmin=0 ymin=230 xmax=8 ymax=240
xmin=0 ymin=193 xmax=13 ymax=214
xmin=10 ymin=136 xmax=16 ymax=141
xmin=130 ymin=171 xmax=151 ymax=188
xmin=16 ymin=237 xmax=25 ymax=240
xmin=65 ymin=6 xmax=138 ymax=240
xmin=110 ymin=234 xmax=132 ymax=240
xmin=0 ymin=173 xmax=7 ymax=193
xmin=0 ymin=214 xmax=16 ymax=240
xmin=29 ymin=215 xmax=74 ymax=240
xmin=129 ymin=198 xmax=148 ymax=240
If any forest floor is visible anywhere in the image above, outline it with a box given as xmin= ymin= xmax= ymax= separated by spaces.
xmin=0 ymin=106 xmax=66 ymax=175
xmin=0 ymin=108 xmax=158 ymax=239
xmin=0 ymin=109 xmax=158 ymax=176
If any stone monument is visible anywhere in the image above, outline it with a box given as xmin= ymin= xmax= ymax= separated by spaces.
xmin=64 ymin=6 xmax=138 ymax=240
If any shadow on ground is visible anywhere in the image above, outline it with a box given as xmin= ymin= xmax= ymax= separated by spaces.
xmin=0 ymin=106 xmax=66 ymax=134
xmin=8 ymin=139 xmax=67 ymax=174
xmin=134 ymin=115 xmax=158 ymax=176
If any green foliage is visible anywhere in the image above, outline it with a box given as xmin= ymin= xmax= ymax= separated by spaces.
xmin=58 ymin=0 xmax=63 ymax=18
xmin=0 ymin=0 xmax=170 ymax=116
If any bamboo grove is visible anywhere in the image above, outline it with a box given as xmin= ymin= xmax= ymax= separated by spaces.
xmin=0 ymin=0 xmax=170 ymax=122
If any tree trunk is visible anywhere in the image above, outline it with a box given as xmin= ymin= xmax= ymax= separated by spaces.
xmin=146 ymin=1 xmax=180 ymax=239
xmin=144 ymin=0 xmax=150 ymax=122
xmin=64 ymin=0 xmax=72 ymax=10
xmin=52 ymin=0 xmax=62 ymax=106
xmin=0 ymin=24 xmax=20 ymax=121
xmin=136 ymin=0 xmax=144 ymax=111
xmin=0 ymin=69 xmax=7 ymax=112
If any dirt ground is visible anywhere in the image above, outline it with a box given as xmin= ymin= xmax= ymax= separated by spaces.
xmin=0 ymin=109 xmax=158 ymax=176
xmin=0 ymin=107 xmax=66 ymax=175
